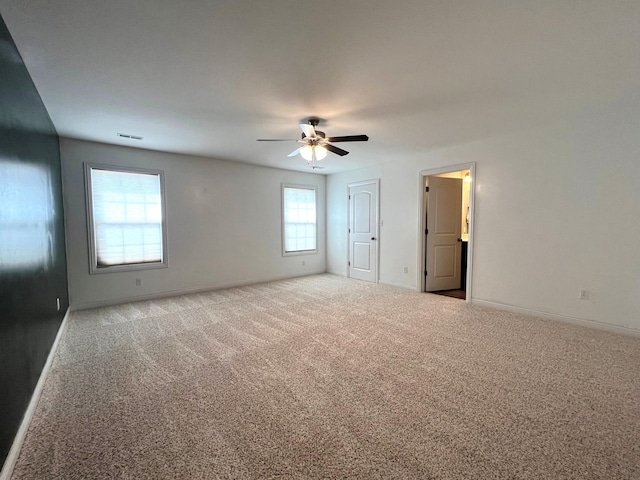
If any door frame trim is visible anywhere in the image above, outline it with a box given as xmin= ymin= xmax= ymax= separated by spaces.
xmin=418 ymin=163 xmax=476 ymax=301
xmin=347 ymin=178 xmax=380 ymax=283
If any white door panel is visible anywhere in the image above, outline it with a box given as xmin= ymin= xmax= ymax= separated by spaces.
xmin=349 ymin=181 xmax=378 ymax=283
xmin=354 ymin=193 xmax=371 ymax=232
xmin=353 ymin=242 xmax=371 ymax=271
xmin=426 ymin=177 xmax=462 ymax=291
xmin=434 ymin=245 xmax=456 ymax=277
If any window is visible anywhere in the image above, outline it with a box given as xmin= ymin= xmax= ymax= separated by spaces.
xmin=282 ymin=185 xmax=317 ymax=255
xmin=0 ymin=159 xmax=54 ymax=270
xmin=85 ymin=164 xmax=167 ymax=273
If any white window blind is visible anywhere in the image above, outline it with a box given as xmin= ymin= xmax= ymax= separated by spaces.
xmin=283 ymin=186 xmax=316 ymax=253
xmin=0 ymin=160 xmax=54 ymax=270
xmin=88 ymin=167 xmax=165 ymax=269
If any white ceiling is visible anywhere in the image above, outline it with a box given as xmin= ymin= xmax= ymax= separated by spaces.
xmin=2 ymin=1 xmax=639 ymax=174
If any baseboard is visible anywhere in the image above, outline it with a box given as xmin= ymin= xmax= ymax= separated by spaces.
xmin=71 ymin=270 xmax=328 ymax=310
xmin=379 ymin=280 xmax=416 ymax=290
xmin=326 ymin=269 xmax=346 ymax=277
xmin=0 ymin=308 xmax=71 ymax=480
xmin=472 ymin=299 xmax=640 ymax=338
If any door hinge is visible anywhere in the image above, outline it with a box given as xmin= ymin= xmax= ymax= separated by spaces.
xmin=348 ymin=261 xmax=351 ymax=266
xmin=348 ymin=228 xmax=351 ymax=233
xmin=348 ymin=195 xmax=351 ymax=200
xmin=424 ymin=270 xmax=428 ymax=276
xmin=425 ymin=228 xmax=428 ymax=235
xmin=425 ymin=186 xmax=429 ymax=192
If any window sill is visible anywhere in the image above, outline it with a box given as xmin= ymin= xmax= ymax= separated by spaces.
xmin=282 ymin=250 xmax=318 ymax=257
xmin=90 ymin=261 xmax=168 ymax=275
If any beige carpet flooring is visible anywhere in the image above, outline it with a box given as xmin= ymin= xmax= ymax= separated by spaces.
xmin=11 ymin=274 xmax=640 ymax=479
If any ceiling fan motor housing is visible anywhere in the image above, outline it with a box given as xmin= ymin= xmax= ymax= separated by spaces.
xmin=302 ymin=118 xmax=324 ymax=140
xmin=302 ymin=130 xmax=325 ymax=140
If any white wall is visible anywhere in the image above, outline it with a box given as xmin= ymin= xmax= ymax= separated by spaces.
xmin=62 ymin=138 xmax=326 ymax=309
xmin=327 ymin=96 xmax=640 ymax=333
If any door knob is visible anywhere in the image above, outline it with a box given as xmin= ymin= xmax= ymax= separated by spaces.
xmin=457 ymin=238 xmax=462 ymax=242
xmin=371 ymin=237 xmax=376 ymax=240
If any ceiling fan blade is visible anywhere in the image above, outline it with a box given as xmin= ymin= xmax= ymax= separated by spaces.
xmin=299 ymin=123 xmax=316 ymax=138
xmin=326 ymin=144 xmax=349 ymax=156
xmin=287 ymin=147 xmax=302 ymax=157
xmin=326 ymin=134 xmax=369 ymax=143
xmin=257 ymin=139 xmax=298 ymax=141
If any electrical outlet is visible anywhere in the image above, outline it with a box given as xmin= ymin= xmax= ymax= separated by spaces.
xmin=579 ymin=289 xmax=589 ymax=300
xmin=403 ymin=266 xmax=409 ymax=273
xmin=136 ymin=278 xmax=142 ymax=287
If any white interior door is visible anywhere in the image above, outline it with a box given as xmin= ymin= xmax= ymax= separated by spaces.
xmin=349 ymin=181 xmax=378 ymax=282
xmin=425 ymin=176 xmax=462 ymax=291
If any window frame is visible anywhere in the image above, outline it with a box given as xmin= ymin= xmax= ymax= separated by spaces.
xmin=84 ymin=163 xmax=169 ymax=274
xmin=281 ymin=183 xmax=318 ymax=257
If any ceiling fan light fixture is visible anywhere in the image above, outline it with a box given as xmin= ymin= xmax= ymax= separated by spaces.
xmin=300 ymin=145 xmax=314 ymax=161
xmin=314 ymin=145 xmax=328 ymax=160
xmin=300 ymin=145 xmax=327 ymax=162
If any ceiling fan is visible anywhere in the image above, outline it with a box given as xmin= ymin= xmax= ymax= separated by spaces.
xmin=257 ymin=118 xmax=369 ymax=167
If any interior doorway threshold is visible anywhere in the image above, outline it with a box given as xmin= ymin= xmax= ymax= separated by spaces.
xmin=430 ymin=289 xmax=466 ymax=300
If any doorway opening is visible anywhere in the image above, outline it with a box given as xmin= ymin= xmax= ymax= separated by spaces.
xmin=418 ymin=164 xmax=475 ymax=302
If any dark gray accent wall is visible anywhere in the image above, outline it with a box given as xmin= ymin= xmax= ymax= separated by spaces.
xmin=0 ymin=14 xmax=69 ymax=467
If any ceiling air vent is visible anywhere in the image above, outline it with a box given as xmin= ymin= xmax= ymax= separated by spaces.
xmin=117 ymin=133 xmax=144 ymax=140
